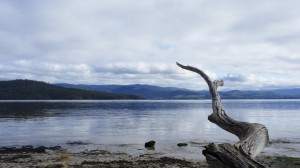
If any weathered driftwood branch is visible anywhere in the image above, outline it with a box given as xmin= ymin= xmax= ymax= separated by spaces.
xmin=176 ymin=62 xmax=269 ymax=168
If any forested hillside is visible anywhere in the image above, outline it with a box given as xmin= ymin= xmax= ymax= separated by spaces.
xmin=0 ymin=80 xmax=140 ymax=100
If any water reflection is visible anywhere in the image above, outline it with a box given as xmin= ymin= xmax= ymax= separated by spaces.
xmin=0 ymin=100 xmax=299 ymax=146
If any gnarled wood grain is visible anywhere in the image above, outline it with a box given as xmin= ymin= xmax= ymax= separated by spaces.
xmin=177 ymin=62 xmax=269 ymax=168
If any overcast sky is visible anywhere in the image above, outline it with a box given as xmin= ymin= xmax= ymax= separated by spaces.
xmin=1 ymin=0 xmax=300 ymax=90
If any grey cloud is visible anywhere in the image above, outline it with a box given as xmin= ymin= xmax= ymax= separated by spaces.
xmin=275 ymin=55 xmax=300 ymax=64
xmin=95 ymin=63 xmax=177 ymax=75
xmin=1 ymin=0 xmax=300 ymax=90
xmin=222 ymin=73 xmax=246 ymax=82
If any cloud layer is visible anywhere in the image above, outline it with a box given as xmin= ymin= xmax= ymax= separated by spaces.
xmin=1 ymin=0 xmax=300 ymax=90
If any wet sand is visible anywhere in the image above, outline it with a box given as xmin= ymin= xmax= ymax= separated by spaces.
xmin=0 ymin=146 xmax=209 ymax=168
xmin=1 ymin=143 xmax=300 ymax=168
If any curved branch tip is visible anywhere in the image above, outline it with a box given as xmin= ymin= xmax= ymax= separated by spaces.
xmin=176 ymin=62 xmax=184 ymax=68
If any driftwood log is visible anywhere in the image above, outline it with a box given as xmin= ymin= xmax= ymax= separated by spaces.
xmin=176 ymin=62 xmax=269 ymax=168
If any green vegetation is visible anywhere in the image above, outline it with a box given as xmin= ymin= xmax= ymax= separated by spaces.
xmin=0 ymin=79 xmax=140 ymax=100
xmin=276 ymin=156 xmax=300 ymax=163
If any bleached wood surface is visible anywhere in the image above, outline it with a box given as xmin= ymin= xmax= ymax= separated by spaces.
xmin=177 ymin=62 xmax=269 ymax=168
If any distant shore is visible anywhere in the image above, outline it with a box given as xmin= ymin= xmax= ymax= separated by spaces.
xmin=2 ymin=79 xmax=300 ymax=100
xmin=1 ymin=143 xmax=299 ymax=168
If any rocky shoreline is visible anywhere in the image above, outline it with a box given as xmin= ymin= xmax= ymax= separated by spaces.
xmin=1 ymin=145 xmax=300 ymax=168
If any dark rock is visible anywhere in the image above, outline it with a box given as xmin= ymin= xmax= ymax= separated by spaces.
xmin=21 ymin=145 xmax=33 ymax=150
xmin=67 ymin=141 xmax=91 ymax=145
xmin=36 ymin=146 xmax=46 ymax=153
xmin=145 ymin=140 xmax=155 ymax=148
xmin=0 ymin=145 xmax=62 ymax=154
xmin=177 ymin=143 xmax=188 ymax=147
xmin=48 ymin=146 xmax=62 ymax=150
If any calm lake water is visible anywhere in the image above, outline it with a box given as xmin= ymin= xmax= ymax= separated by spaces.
xmin=0 ymin=100 xmax=300 ymax=147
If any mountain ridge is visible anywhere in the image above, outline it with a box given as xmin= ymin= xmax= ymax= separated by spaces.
xmin=0 ymin=79 xmax=299 ymax=100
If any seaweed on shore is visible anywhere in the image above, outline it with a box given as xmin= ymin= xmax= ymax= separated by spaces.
xmin=80 ymin=157 xmax=204 ymax=168
xmin=0 ymin=145 xmax=61 ymax=154
xmin=1 ymin=146 xmax=300 ymax=168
